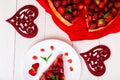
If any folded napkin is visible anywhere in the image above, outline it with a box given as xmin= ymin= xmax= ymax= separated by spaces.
xmin=37 ymin=0 xmax=120 ymax=41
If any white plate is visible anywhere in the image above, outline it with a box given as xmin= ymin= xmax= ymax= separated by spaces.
xmin=23 ymin=39 xmax=81 ymax=80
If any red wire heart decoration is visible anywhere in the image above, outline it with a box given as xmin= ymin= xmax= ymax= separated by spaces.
xmin=80 ymin=45 xmax=111 ymax=76
xmin=6 ymin=5 xmax=38 ymax=38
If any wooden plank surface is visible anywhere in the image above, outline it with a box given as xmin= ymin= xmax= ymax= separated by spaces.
xmin=0 ymin=0 xmax=16 ymax=80
xmin=98 ymin=32 xmax=120 ymax=80
xmin=14 ymin=0 xmax=46 ymax=80
xmin=73 ymin=40 xmax=99 ymax=80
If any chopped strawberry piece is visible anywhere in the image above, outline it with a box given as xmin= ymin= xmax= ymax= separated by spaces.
xmin=28 ymin=63 xmax=40 ymax=76
xmin=32 ymin=63 xmax=40 ymax=70
xmin=29 ymin=68 xmax=37 ymax=76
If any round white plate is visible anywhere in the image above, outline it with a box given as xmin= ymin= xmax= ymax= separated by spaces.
xmin=23 ymin=39 xmax=81 ymax=80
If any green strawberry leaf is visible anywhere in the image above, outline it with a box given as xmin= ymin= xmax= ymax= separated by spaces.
xmin=66 ymin=8 xmax=73 ymax=13
xmin=47 ymin=54 xmax=52 ymax=60
xmin=40 ymin=54 xmax=52 ymax=62
xmin=103 ymin=11 xmax=110 ymax=18
xmin=50 ymin=74 xmax=56 ymax=80
xmin=56 ymin=77 xmax=59 ymax=80
xmin=40 ymin=56 xmax=47 ymax=62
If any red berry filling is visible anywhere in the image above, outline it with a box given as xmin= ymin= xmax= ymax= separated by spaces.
xmin=52 ymin=0 xmax=85 ymax=23
xmin=86 ymin=0 xmax=120 ymax=30
xmin=39 ymin=54 xmax=65 ymax=80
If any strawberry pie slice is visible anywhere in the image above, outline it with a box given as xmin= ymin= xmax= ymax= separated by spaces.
xmin=39 ymin=54 xmax=65 ymax=80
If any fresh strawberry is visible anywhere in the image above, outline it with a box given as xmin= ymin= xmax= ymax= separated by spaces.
xmin=97 ymin=19 xmax=106 ymax=27
xmin=29 ymin=68 xmax=37 ymax=76
xmin=88 ymin=16 xmax=92 ymax=23
xmin=95 ymin=7 xmax=100 ymax=12
xmin=95 ymin=0 xmax=100 ymax=5
xmin=103 ymin=0 xmax=107 ymax=4
xmin=111 ymin=8 xmax=117 ymax=16
xmin=93 ymin=13 xmax=98 ymax=21
xmin=67 ymin=0 xmax=72 ymax=4
xmin=46 ymin=71 xmax=53 ymax=78
xmin=62 ymin=0 xmax=67 ymax=6
xmin=99 ymin=2 xmax=105 ymax=9
xmin=108 ymin=2 xmax=113 ymax=8
xmin=104 ymin=7 xmax=108 ymax=12
xmin=99 ymin=12 xmax=104 ymax=18
xmin=32 ymin=63 xmax=39 ymax=70
xmin=54 ymin=0 xmax=61 ymax=7
xmin=85 ymin=0 xmax=91 ymax=5
xmin=78 ymin=3 xmax=84 ymax=10
xmin=90 ymin=23 xmax=97 ymax=29
xmin=64 ymin=13 xmax=72 ymax=21
xmin=60 ymin=74 xmax=65 ymax=80
xmin=57 ymin=6 xmax=65 ymax=15
xmin=73 ymin=0 xmax=79 ymax=3
xmin=105 ymin=14 xmax=113 ymax=22
xmin=73 ymin=10 xmax=78 ymax=16
xmin=72 ymin=4 xmax=77 ymax=9
xmin=115 ymin=0 xmax=120 ymax=8
xmin=89 ymin=3 xmax=96 ymax=9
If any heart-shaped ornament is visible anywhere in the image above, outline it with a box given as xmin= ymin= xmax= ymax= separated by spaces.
xmin=6 ymin=5 xmax=38 ymax=38
xmin=80 ymin=45 xmax=111 ymax=76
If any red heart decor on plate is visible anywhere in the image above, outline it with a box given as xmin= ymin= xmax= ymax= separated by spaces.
xmin=6 ymin=5 xmax=38 ymax=38
xmin=80 ymin=45 xmax=111 ymax=76
xmin=28 ymin=63 xmax=40 ymax=76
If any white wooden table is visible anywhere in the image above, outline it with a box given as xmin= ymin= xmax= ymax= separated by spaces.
xmin=0 ymin=0 xmax=120 ymax=80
